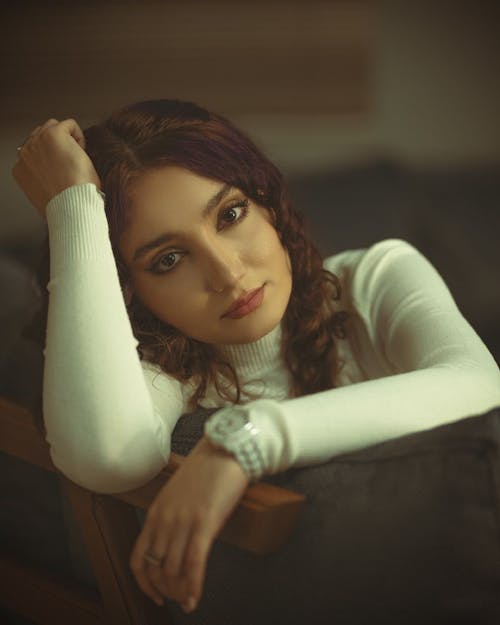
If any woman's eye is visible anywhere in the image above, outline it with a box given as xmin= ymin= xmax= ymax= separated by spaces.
xmin=218 ymin=199 xmax=249 ymax=229
xmin=149 ymin=251 xmax=182 ymax=274
xmin=222 ymin=207 xmax=239 ymax=222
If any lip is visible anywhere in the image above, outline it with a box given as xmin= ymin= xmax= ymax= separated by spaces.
xmin=221 ymin=285 xmax=265 ymax=319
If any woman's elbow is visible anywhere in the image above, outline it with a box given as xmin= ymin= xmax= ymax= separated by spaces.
xmin=49 ymin=444 xmax=169 ymax=494
xmin=479 ymin=373 xmax=500 ymax=412
xmin=454 ymin=364 xmax=500 ymax=416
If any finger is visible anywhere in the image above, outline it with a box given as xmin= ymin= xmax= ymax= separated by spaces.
xmin=162 ymin=522 xmax=190 ymax=581
xmin=180 ymin=526 xmax=214 ymax=611
xmin=39 ymin=118 xmax=60 ymax=131
xmin=18 ymin=119 xmax=58 ymax=152
xmin=31 ymin=119 xmax=59 ymax=140
xmin=134 ymin=562 xmax=165 ymax=606
xmin=28 ymin=125 xmax=42 ymax=138
xmin=130 ymin=522 xmax=166 ymax=606
xmin=58 ymin=117 xmax=86 ymax=149
xmin=145 ymin=531 xmax=172 ymax=598
xmin=16 ymin=125 xmax=41 ymax=152
xmin=146 ymin=521 xmax=194 ymax=603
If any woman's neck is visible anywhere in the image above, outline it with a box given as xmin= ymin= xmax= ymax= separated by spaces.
xmin=216 ymin=322 xmax=283 ymax=375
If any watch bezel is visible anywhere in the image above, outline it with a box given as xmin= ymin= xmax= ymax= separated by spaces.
xmin=205 ymin=408 xmax=251 ymax=445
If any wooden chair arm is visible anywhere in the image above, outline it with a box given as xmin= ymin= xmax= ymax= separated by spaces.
xmin=0 ymin=395 xmax=306 ymax=554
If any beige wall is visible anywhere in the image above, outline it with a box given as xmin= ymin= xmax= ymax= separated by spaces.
xmin=243 ymin=0 xmax=500 ymax=172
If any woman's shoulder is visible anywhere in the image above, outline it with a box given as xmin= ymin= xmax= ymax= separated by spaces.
xmin=323 ymin=238 xmax=420 ymax=276
xmin=324 ymin=238 xmax=460 ymax=328
xmin=323 ymin=238 xmax=438 ymax=313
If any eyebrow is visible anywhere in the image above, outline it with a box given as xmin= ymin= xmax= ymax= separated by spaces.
xmin=132 ymin=183 xmax=233 ymax=263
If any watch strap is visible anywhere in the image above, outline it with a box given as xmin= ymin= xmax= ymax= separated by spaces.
xmin=231 ymin=424 xmax=266 ymax=482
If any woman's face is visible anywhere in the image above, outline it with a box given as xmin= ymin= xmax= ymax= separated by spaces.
xmin=118 ymin=165 xmax=292 ymax=345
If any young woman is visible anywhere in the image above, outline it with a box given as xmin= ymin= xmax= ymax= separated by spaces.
xmin=12 ymin=99 xmax=500 ymax=616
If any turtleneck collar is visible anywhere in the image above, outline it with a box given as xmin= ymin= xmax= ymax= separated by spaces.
xmin=216 ymin=322 xmax=283 ymax=376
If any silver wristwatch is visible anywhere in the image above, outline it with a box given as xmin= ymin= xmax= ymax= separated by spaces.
xmin=204 ymin=406 xmax=266 ymax=482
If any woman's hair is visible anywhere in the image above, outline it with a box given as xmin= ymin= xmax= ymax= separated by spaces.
xmin=26 ymin=98 xmax=348 ymax=431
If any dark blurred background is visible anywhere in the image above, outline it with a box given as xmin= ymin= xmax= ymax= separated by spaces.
xmin=1 ymin=0 xmax=500 ymax=401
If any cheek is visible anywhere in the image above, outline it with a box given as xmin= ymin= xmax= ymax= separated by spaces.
xmin=131 ymin=273 xmax=197 ymax=326
xmin=265 ymin=232 xmax=292 ymax=279
xmin=244 ymin=221 xmax=288 ymax=266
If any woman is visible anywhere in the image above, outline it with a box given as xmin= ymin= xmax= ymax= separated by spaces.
xmin=12 ymin=99 xmax=500 ymax=617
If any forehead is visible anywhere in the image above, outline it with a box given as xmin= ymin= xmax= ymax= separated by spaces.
xmin=130 ymin=165 xmax=223 ymax=214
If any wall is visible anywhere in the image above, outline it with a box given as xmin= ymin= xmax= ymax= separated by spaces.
xmin=1 ymin=1 xmax=499 ymax=251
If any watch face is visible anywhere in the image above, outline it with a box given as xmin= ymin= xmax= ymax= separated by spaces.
xmin=213 ymin=411 xmax=247 ymax=436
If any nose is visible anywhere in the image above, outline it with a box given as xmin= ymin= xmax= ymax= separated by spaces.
xmin=202 ymin=240 xmax=245 ymax=294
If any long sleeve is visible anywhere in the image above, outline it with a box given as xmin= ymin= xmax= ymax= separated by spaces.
xmin=43 ymin=183 xmax=185 ymax=494
xmin=243 ymin=239 xmax=500 ymax=476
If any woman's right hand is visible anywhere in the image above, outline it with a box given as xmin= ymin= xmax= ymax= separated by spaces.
xmin=12 ymin=118 xmax=102 ymax=219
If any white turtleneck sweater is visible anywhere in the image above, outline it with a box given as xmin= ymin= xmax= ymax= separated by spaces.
xmin=42 ymin=183 xmax=500 ymax=494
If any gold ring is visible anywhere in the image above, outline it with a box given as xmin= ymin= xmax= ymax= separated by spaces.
xmin=143 ymin=550 xmax=164 ymax=567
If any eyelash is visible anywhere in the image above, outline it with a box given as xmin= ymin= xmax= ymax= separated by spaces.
xmin=147 ymin=198 xmax=250 ymax=275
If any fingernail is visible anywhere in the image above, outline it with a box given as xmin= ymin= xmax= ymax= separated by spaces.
xmin=182 ymin=596 xmax=196 ymax=613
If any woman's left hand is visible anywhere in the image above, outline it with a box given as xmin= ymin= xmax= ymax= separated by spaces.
xmin=129 ymin=435 xmax=250 ymax=614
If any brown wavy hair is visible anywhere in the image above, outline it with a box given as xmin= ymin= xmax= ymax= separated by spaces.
xmin=26 ymin=99 xmax=349 ymax=431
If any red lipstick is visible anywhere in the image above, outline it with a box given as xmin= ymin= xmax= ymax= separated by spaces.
xmin=221 ymin=285 xmax=265 ymax=319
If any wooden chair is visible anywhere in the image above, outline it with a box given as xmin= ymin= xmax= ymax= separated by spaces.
xmin=0 ymin=395 xmax=306 ymax=625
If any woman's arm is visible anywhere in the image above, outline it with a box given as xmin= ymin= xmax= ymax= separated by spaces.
xmin=12 ymin=118 xmax=185 ymax=493
xmin=43 ymin=183 xmax=185 ymax=493
xmin=235 ymin=239 xmax=500 ymax=477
